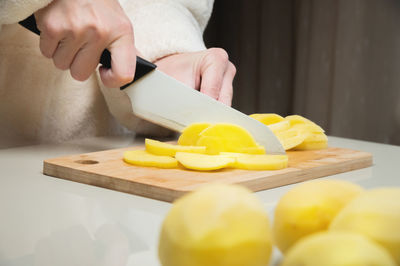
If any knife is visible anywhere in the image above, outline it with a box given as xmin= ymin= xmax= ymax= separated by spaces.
xmin=19 ymin=15 xmax=285 ymax=155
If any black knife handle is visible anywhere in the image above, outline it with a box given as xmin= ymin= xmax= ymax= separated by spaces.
xmin=18 ymin=15 xmax=156 ymax=88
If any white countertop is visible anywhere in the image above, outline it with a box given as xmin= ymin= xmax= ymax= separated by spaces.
xmin=0 ymin=136 xmax=399 ymax=266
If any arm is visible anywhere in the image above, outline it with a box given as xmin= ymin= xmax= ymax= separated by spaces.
xmin=99 ymin=0 xmax=235 ymax=136
xmin=119 ymin=0 xmax=213 ymax=62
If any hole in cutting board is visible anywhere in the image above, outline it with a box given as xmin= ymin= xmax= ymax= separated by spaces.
xmin=75 ymin=160 xmax=99 ymax=165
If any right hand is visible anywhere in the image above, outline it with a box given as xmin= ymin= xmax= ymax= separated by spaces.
xmin=35 ymin=0 xmax=136 ymax=88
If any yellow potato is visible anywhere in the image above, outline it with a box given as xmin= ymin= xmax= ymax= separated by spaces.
xmin=268 ymin=120 xmax=291 ymax=133
xmin=291 ymin=123 xmax=325 ymax=133
xmin=249 ymin=113 xmax=284 ymax=125
xmin=145 ymin=138 xmax=206 ymax=157
xmin=282 ymin=232 xmax=396 ymax=266
xmin=196 ymin=123 xmax=258 ymax=154
xmin=159 ymin=184 xmax=272 ymax=266
xmin=178 ymin=123 xmax=211 ymax=146
xmin=123 ymin=150 xmax=178 ymax=168
xmin=236 ymin=145 xmax=266 ymax=154
xmin=276 ymin=128 xmax=309 ymax=150
xmin=294 ymin=141 xmax=328 ymax=150
xmin=330 ymin=188 xmax=400 ymax=264
xmin=221 ymin=152 xmax=288 ymax=170
xmin=175 ymin=152 xmax=235 ymax=171
xmin=294 ymin=133 xmax=328 ymax=151
xmin=284 ymin=115 xmax=316 ymax=126
xmin=273 ymin=179 xmax=364 ymax=253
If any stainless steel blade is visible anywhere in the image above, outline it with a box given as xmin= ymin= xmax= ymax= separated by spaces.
xmin=124 ymin=70 xmax=285 ymax=155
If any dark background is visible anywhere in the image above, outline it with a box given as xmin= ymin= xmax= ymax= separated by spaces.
xmin=203 ymin=0 xmax=400 ymax=146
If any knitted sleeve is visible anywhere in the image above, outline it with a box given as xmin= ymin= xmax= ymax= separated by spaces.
xmin=0 ymin=0 xmax=53 ymax=25
xmin=98 ymin=0 xmax=214 ymax=136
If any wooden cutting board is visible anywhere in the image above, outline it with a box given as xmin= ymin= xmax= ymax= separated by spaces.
xmin=43 ymin=146 xmax=372 ymax=202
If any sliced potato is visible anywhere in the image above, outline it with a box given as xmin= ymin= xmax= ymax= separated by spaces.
xmin=294 ymin=133 xmax=328 ymax=151
xmin=177 ymin=123 xmax=211 ymax=146
xmin=285 ymin=115 xmax=315 ymax=125
xmin=145 ymin=138 xmax=206 ymax=157
xmin=268 ymin=120 xmax=291 ymax=133
xmin=123 ymin=150 xmax=178 ymax=168
xmin=197 ymin=123 xmax=258 ymax=154
xmin=291 ymin=123 xmax=325 ymax=133
xmin=236 ymin=145 xmax=266 ymax=155
xmin=221 ymin=152 xmax=288 ymax=170
xmin=276 ymin=128 xmax=310 ymax=150
xmin=175 ymin=152 xmax=235 ymax=171
xmin=250 ymin=113 xmax=284 ymax=125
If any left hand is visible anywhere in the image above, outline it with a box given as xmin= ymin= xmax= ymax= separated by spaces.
xmin=154 ymin=48 xmax=236 ymax=106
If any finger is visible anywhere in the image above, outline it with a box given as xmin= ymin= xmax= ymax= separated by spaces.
xmin=69 ymin=41 xmax=105 ymax=81
xmin=218 ymin=62 xmax=236 ymax=106
xmin=53 ymin=35 xmax=87 ymax=70
xmin=99 ymin=35 xmax=136 ymax=88
xmin=39 ymin=33 xmax=60 ymax=58
xmin=199 ymin=60 xmax=227 ymax=99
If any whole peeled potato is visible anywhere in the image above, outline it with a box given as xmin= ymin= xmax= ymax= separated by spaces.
xmin=158 ymin=184 xmax=272 ymax=266
xmin=330 ymin=188 xmax=400 ymax=264
xmin=282 ymin=231 xmax=396 ymax=266
xmin=273 ymin=179 xmax=363 ymax=253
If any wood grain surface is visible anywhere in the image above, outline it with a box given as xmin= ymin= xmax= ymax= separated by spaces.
xmin=43 ymin=146 xmax=373 ymax=202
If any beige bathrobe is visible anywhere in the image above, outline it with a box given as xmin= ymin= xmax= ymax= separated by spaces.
xmin=0 ymin=0 xmax=213 ymax=148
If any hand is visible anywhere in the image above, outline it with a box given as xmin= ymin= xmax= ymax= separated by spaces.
xmin=154 ymin=48 xmax=236 ymax=106
xmin=35 ymin=0 xmax=136 ymax=88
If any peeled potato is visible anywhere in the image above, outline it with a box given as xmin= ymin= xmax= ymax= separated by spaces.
xmin=196 ymin=123 xmax=258 ymax=154
xmin=235 ymin=145 xmax=266 ymax=155
xmin=123 ymin=150 xmax=178 ymax=168
xmin=178 ymin=123 xmax=211 ymax=146
xmin=221 ymin=153 xmax=288 ymax=170
xmin=268 ymin=120 xmax=291 ymax=133
xmin=291 ymin=123 xmax=325 ymax=133
xmin=330 ymin=188 xmax=400 ymax=264
xmin=282 ymin=231 xmax=396 ymax=266
xmin=294 ymin=133 xmax=328 ymax=150
xmin=276 ymin=128 xmax=309 ymax=150
xmin=159 ymin=184 xmax=272 ymax=266
xmin=250 ymin=113 xmax=284 ymax=125
xmin=273 ymin=179 xmax=364 ymax=253
xmin=284 ymin=115 xmax=316 ymax=126
xmin=175 ymin=152 xmax=235 ymax=171
xmin=145 ymin=138 xmax=206 ymax=157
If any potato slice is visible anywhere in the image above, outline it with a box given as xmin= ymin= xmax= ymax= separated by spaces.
xmin=291 ymin=123 xmax=325 ymax=133
xmin=197 ymin=123 xmax=258 ymax=154
xmin=123 ymin=150 xmax=178 ymax=168
xmin=285 ymin=115 xmax=315 ymax=125
xmin=268 ymin=120 xmax=291 ymax=133
xmin=221 ymin=152 xmax=288 ymax=170
xmin=175 ymin=152 xmax=235 ymax=171
xmin=177 ymin=123 xmax=211 ymax=146
xmin=145 ymin=138 xmax=206 ymax=157
xmin=250 ymin=113 xmax=284 ymax=125
xmin=276 ymin=128 xmax=309 ymax=150
xmin=236 ymin=145 xmax=266 ymax=154
xmin=294 ymin=133 xmax=328 ymax=151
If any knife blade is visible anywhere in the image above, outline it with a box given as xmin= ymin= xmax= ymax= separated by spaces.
xmin=19 ymin=15 xmax=285 ymax=155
